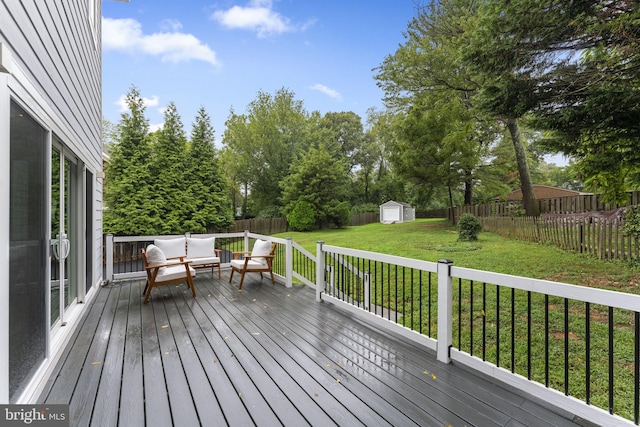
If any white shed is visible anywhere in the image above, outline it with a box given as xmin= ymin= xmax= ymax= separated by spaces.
xmin=380 ymin=201 xmax=416 ymax=224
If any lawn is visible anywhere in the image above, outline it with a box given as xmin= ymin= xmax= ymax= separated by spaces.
xmin=275 ymin=218 xmax=640 ymax=293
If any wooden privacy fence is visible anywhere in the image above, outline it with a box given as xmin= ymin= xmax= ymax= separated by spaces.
xmin=481 ymin=216 xmax=640 ymax=261
xmin=225 ymin=213 xmax=380 ymax=236
xmin=449 ymin=190 xmax=640 ymax=223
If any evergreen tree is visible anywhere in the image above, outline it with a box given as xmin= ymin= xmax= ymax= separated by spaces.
xmin=185 ymin=107 xmax=233 ymax=232
xmin=281 ymin=145 xmax=349 ymax=228
xmin=151 ymin=102 xmax=190 ymax=234
xmin=103 ymin=86 xmax=157 ymax=235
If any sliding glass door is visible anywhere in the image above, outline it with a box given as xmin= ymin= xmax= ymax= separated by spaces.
xmin=50 ymin=142 xmax=79 ymax=328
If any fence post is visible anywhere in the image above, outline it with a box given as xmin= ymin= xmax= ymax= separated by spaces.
xmin=105 ymin=234 xmax=114 ymax=283
xmin=437 ymin=259 xmax=454 ymax=364
xmin=316 ymin=241 xmax=325 ymax=302
xmin=285 ymin=237 xmax=293 ymax=288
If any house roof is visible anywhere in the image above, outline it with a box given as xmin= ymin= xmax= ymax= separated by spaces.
xmin=380 ymin=200 xmax=412 ymax=208
xmin=504 ymin=185 xmax=591 ymax=201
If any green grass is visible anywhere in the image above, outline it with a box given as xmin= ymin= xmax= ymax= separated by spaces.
xmin=276 ymin=218 xmax=640 ymax=292
xmin=275 ymin=218 xmax=640 ymax=421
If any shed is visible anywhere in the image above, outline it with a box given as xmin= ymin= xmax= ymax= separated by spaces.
xmin=380 ymin=201 xmax=415 ymax=224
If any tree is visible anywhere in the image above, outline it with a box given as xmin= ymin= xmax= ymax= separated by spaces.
xmin=281 ymin=145 xmax=349 ymax=228
xmin=462 ymin=0 xmax=640 ymax=202
xmin=375 ymin=0 xmax=510 ymax=211
xmin=391 ymin=95 xmax=481 ymax=210
xmin=318 ymin=111 xmax=364 ymax=173
xmin=221 ymin=88 xmax=308 ymax=217
xmin=103 ymin=86 xmax=157 ymax=235
xmin=151 ymin=101 xmax=190 ymax=234
xmin=185 ymin=107 xmax=233 ymax=232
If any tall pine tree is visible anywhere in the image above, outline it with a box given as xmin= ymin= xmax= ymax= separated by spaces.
xmin=185 ymin=107 xmax=233 ymax=232
xmin=104 ymin=86 xmax=157 ymax=235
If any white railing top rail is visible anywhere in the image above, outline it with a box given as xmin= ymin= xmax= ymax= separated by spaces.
xmin=322 ymin=244 xmax=438 ymax=273
xmin=452 ymin=265 xmax=640 ymax=312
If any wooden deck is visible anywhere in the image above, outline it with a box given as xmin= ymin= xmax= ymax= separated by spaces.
xmin=38 ymin=270 xmax=584 ymax=426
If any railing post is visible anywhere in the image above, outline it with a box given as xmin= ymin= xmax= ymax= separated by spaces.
xmin=285 ymin=237 xmax=293 ymax=288
xmin=316 ymin=241 xmax=325 ymax=302
xmin=244 ymin=230 xmax=250 ymax=252
xmin=106 ymin=234 xmax=114 ymax=283
xmin=437 ymin=259 xmax=453 ymax=364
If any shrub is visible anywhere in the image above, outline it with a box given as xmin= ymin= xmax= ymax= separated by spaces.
xmin=327 ymin=200 xmax=351 ymax=228
xmin=286 ymin=201 xmax=316 ymax=232
xmin=458 ymin=213 xmax=482 ymax=241
xmin=622 ymin=205 xmax=640 ymax=238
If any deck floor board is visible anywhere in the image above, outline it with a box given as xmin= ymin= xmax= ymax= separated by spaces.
xmin=39 ymin=271 xmax=583 ymax=427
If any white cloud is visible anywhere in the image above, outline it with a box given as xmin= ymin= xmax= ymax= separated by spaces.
xmin=160 ymin=19 xmax=183 ymax=32
xmin=102 ymin=17 xmax=219 ymax=66
xmin=149 ymin=123 xmax=164 ymax=133
xmin=212 ymin=0 xmax=301 ymax=38
xmin=309 ymin=84 xmax=342 ymax=101
xmin=114 ymin=94 xmax=160 ymax=112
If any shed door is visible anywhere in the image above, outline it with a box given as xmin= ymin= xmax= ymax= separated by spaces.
xmin=383 ymin=207 xmax=400 ymax=222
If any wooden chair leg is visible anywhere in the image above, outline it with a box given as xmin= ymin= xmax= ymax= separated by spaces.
xmin=187 ymin=276 xmax=196 ymax=297
xmin=143 ymin=284 xmax=154 ymax=304
xmin=238 ymin=272 xmax=247 ymax=290
xmin=229 ymin=268 xmax=235 ymax=283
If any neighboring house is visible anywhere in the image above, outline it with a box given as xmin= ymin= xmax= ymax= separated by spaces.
xmin=380 ymin=201 xmax=415 ymax=224
xmin=1 ymin=0 xmax=103 ymax=403
xmin=504 ymin=185 xmax=591 ymax=201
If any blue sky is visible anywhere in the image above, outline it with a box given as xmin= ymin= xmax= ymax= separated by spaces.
xmin=101 ymin=0 xmax=418 ymax=144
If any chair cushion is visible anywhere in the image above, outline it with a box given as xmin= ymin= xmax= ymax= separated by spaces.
xmin=154 ymin=237 xmax=186 ymax=258
xmin=230 ymin=259 xmax=267 ymax=270
xmin=186 ymin=237 xmax=215 ymax=259
xmin=187 ymin=256 xmax=220 ymax=266
xmin=145 ymin=244 xmax=167 ymax=267
xmin=251 ymin=239 xmax=272 ymax=265
xmin=157 ymin=264 xmax=196 ymax=281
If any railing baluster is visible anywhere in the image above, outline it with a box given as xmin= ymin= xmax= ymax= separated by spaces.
xmin=470 ymin=280 xmax=474 ymax=357
xmin=527 ymin=291 xmax=532 ymax=380
xmin=585 ymin=302 xmax=591 ymax=405
xmin=564 ymin=298 xmax=569 ymax=395
xmin=482 ymin=282 xmax=487 ymax=361
xmin=496 ymin=286 xmax=500 ymax=367
xmin=635 ymin=311 xmax=639 ymax=424
xmin=545 ymin=294 xmax=549 ymax=387
xmin=511 ymin=288 xmax=515 ymax=373
xmin=609 ymin=306 xmax=615 ymax=414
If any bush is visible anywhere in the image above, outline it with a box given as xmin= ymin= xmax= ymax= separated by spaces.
xmin=622 ymin=205 xmax=640 ymax=238
xmin=327 ymin=200 xmax=351 ymax=228
xmin=286 ymin=201 xmax=316 ymax=232
xmin=458 ymin=213 xmax=482 ymax=241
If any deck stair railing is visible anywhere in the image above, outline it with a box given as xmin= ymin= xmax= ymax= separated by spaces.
xmin=104 ymin=232 xmax=640 ymax=426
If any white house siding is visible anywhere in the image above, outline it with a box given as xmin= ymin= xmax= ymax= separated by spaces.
xmin=0 ymin=0 xmax=102 ymax=403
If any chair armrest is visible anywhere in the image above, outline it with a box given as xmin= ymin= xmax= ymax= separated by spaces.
xmin=243 ymin=254 xmax=274 ymax=261
xmin=146 ymin=259 xmax=192 ymax=270
xmin=232 ymin=251 xmax=251 ymax=259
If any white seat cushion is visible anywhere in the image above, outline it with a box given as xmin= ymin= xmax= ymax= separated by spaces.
xmin=157 ymin=264 xmax=196 ymax=281
xmin=230 ymin=259 xmax=267 ymax=270
xmin=187 ymin=256 xmax=220 ymax=266
xmin=154 ymin=237 xmax=186 ymax=258
xmin=186 ymin=237 xmax=215 ymax=258
xmin=250 ymin=239 xmax=272 ymax=265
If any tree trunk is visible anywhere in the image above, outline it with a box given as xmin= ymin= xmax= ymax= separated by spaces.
xmin=506 ymin=118 xmax=538 ymax=216
xmin=464 ymin=169 xmax=473 ymax=205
